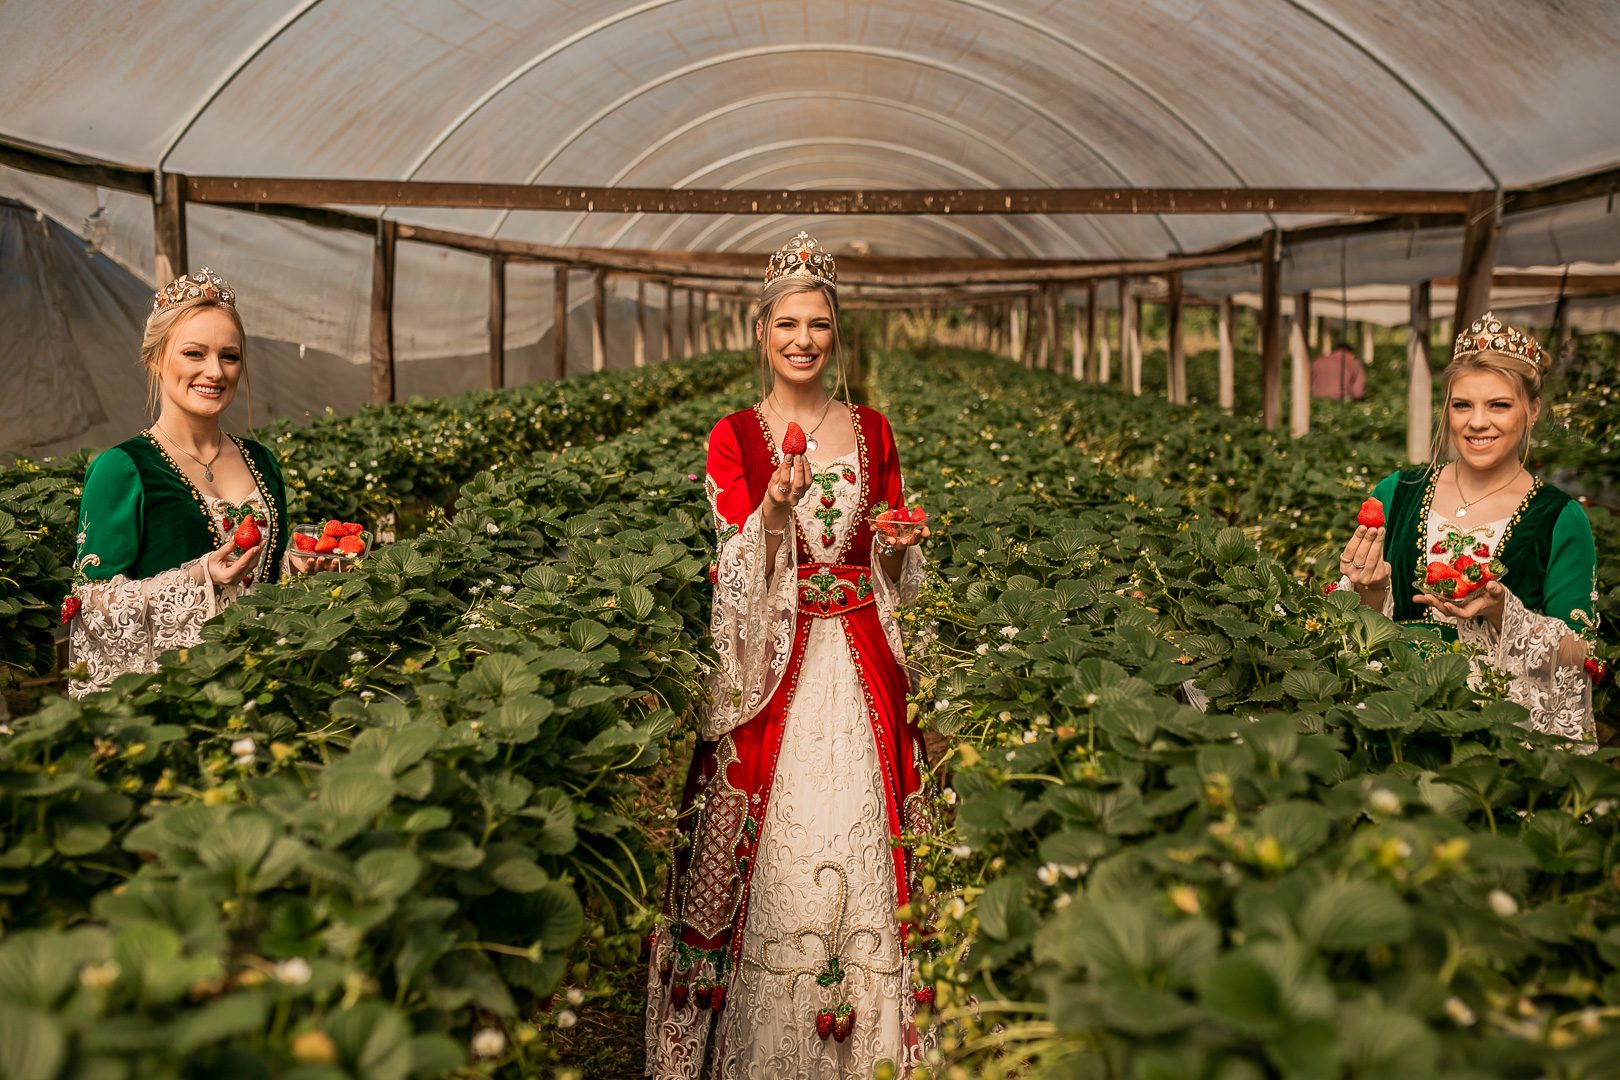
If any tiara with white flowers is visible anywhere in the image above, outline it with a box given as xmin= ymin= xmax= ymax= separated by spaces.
xmin=764 ymin=231 xmax=837 ymax=289
xmin=1453 ymin=311 xmax=1547 ymax=373
xmin=153 ymin=267 xmax=236 ymax=313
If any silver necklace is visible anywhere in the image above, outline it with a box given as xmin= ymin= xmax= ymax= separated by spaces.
xmin=154 ymin=423 xmax=223 ymax=483
xmin=767 ymin=395 xmax=837 ymax=454
xmin=1453 ymin=465 xmax=1521 ymax=518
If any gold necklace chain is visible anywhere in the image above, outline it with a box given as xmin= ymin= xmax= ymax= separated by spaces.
xmin=153 ymin=422 xmax=224 ymax=483
xmin=765 ymin=394 xmax=838 ymax=444
xmin=1453 ymin=463 xmax=1522 ymax=518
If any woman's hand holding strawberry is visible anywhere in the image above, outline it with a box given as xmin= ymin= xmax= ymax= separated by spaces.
xmin=1338 ymin=524 xmax=1391 ymax=596
xmin=1413 ymin=577 xmax=1507 ymax=630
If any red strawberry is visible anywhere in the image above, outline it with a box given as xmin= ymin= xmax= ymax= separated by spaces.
xmin=670 ymin=983 xmax=689 ymax=1009
xmin=60 ymin=596 xmax=81 ymax=624
xmin=294 ymin=532 xmax=317 ymax=552
xmin=781 ymin=422 xmax=807 ymax=456
xmin=1321 ymin=582 xmax=1340 ymax=595
xmin=875 ymin=509 xmax=900 ymax=537
xmin=709 ymin=985 xmax=727 ymax=1011
xmin=337 ymin=535 xmax=366 ymax=556
xmin=342 ymin=522 xmax=364 ymax=536
xmin=1425 ymin=561 xmax=1460 ymax=586
xmin=913 ymin=986 xmax=935 ymax=1007
xmin=314 ymin=535 xmax=339 ymax=555
xmin=322 ymin=519 xmax=345 ymax=538
xmin=233 ymin=514 xmax=261 ymax=554
xmin=814 ymin=1009 xmax=835 ymax=1041
xmin=832 ymin=1004 xmax=855 ymax=1043
xmin=1452 ymin=580 xmax=1476 ymax=600
xmin=642 ymin=933 xmax=657 ymax=960
xmin=1585 ymin=658 xmax=1608 ymax=685
xmin=1356 ymin=497 xmax=1385 ymax=528
xmin=909 ymin=505 xmax=927 ymax=523
xmin=694 ymin=983 xmax=712 ymax=1009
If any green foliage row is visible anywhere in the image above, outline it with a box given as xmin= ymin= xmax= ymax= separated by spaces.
xmin=869 ymin=349 xmax=1620 ymax=1079
xmin=0 ymin=355 xmax=742 ymax=680
xmin=0 ymin=362 xmax=747 ymax=1079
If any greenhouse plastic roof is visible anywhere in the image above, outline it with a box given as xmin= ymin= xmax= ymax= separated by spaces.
xmin=6 ymin=0 xmax=1620 ymax=259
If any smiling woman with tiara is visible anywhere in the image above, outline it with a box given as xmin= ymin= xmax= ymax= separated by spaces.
xmin=62 ymin=268 xmax=328 ymax=697
xmin=1335 ymin=312 xmax=1600 ymax=746
xmin=644 ymin=232 xmax=936 ymax=1077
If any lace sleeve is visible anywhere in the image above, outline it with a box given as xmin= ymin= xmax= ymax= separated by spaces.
xmin=1456 ymin=588 xmax=1595 ymax=749
xmin=67 ymin=556 xmax=223 ymax=698
xmin=702 ymin=493 xmax=797 ymax=740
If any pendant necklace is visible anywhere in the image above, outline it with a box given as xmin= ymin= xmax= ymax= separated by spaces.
xmin=768 ymin=394 xmax=837 ymax=454
xmin=1453 ymin=465 xmax=1521 ymax=519
xmin=155 ymin=423 xmax=223 ymax=484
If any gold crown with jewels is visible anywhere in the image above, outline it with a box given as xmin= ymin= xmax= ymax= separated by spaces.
xmin=153 ymin=267 xmax=236 ymax=313
xmin=764 ymin=230 xmax=837 ymax=289
xmin=1453 ymin=311 xmax=1547 ymax=372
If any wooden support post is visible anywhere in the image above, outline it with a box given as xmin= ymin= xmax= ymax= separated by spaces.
xmin=1453 ymin=190 xmax=1500 ymax=330
xmin=663 ymin=280 xmax=676 ymax=362
xmin=1361 ymin=320 xmax=1376 ymax=370
xmin=1121 ymin=284 xmax=1141 ymax=395
xmin=1010 ymin=302 xmax=1024 ymax=363
xmin=1070 ymin=299 xmax=1083 ymax=379
xmin=1217 ymin=297 xmax=1236 ymax=414
xmin=685 ymin=290 xmax=696 ymax=357
xmin=552 ymin=266 xmax=569 ymax=380
xmin=698 ymin=291 xmax=711 ymax=353
xmin=1259 ymin=229 xmax=1283 ymax=429
xmin=591 ymin=270 xmax=607 ymax=372
xmin=1084 ymin=281 xmax=1097 ymax=381
xmin=1098 ymin=320 xmax=1113 ymax=384
xmin=369 ymin=219 xmax=397 ymax=404
xmin=633 ymin=280 xmax=647 ymax=367
xmin=1114 ymin=277 xmax=1127 ymax=386
xmin=488 ymin=253 xmax=506 ymax=389
xmin=1044 ymin=285 xmax=1059 ymax=371
xmin=1407 ymin=281 xmax=1433 ymax=463
xmin=1167 ymin=271 xmax=1185 ymax=404
xmin=1289 ymin=293 xmax=1312 ymax=438
xmin=154 ymin=171 xmax=189 ymax=285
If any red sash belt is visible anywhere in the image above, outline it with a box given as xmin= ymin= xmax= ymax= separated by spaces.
xmin=796 ymin=562 xmax=876 ymax=619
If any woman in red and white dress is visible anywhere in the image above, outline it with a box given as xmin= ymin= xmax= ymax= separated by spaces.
xmin=645 ymin=232 xmax=934 ymax=1078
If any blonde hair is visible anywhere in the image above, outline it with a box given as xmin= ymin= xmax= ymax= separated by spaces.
xmin=1426 ymin=347 xmax=1543 ymax=471
xmin=141 ymin=299 xmax=252 ymax=425
xmin=753 ymin=277 xmax=847 ymax=402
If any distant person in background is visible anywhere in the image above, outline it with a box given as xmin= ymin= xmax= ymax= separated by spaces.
xmin=63 ymin=269 xmax=326 ymax=697
xmin=1310 ymin=338 xmax=1366 ymax=400
xmin=1336 ymin=313 xmax=1598 ymax=746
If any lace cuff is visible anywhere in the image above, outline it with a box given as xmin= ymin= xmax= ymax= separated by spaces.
xmin=1456 ymin=588 xmax=1595 ymax=747
xmin=68 ymin=556 xmax=223 ymax=698
xmin=873 ymin=544 xmax=926 ymax=667
xmin=702 ymin=507 xmax=797 ymax=740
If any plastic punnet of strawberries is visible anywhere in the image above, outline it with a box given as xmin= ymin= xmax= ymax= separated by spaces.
xmin=871 ymin=500 xmax=929 ymax=542
xmin=1418 ymin=525 xmax=1506 ymax=602
xmin=292 ymin=519 xmax=372 ymax=559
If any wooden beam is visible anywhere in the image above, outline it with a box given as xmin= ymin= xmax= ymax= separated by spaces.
xmin=663 ymin=281 xmax=676 ymax=362
xmin=1259 ymin=230 xmax=1283 ymax=430
xmin=1505 ymin=161 xmax=1620 ymax=216
xmin=185 ymin=176 xmax=1478 ymax=216
xmin=591 ymin=269 xmax=607 ymax=372
xmin=633 ymin=280 xmax=647 ymax=368
xmin=1407 ymin=282 xmax=1433 ymax=464
xmin=488 ymin=253 xmax=506 ymax=390
xmin=1217 ymin=297 xmax=1236 ymax=414
xmin=0 ymin=135 xmax=151 ymax=196
xmin=1289 ymin=294 xmax=1311 ymax=438
xmin=1452 ymin=190 xmax=1500 ymax=329
xmin=552 ymin=266 xmax=568 ymax=381
xmin=1167 ymin=271 xmax=1185 ymax=404
xmin=153 ymin=172 xmax=188 ymax=285
xmin=369 ymin=220 xmax=397 ymax=405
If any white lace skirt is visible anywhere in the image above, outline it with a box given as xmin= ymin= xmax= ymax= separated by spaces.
xmin=717 ymin=618 xmax=908 ymax=1078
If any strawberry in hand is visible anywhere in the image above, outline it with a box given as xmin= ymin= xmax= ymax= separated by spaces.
xmin=232 ymin=513 xmax=262 ymax=556
xmin=1356 ymin=498 xmax=1385 ymax=529
xmin=781 ymin=421 xmax=807 ymax=457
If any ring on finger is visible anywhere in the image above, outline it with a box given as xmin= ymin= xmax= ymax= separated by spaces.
xmin=1353 ymin=562 xmax=1365 ymax=569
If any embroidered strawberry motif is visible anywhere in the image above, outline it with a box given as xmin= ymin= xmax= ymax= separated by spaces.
xmin=1356 ymin=497 xmax=1385 ymax=528
xmin=232 ymin=514 xmax=261 ymax=555
xmin=781 ymin=422 xmax=807 ymax=456
xmin=1432 ymin=541 xmax=1448 ymax=554
xmin=821 ymin=533 xmax=836 ymax=548
xmin=659 ymin=958 xmax=673 ymax=984
xmin=815 ymin=1008 xmax=835 ymax=1041
xmin=708 ymin=985 xmax=727 ymax=1011
xmin=694 ymin=983 xmax=713 ymax=1009
xmin=1586 ymin=657 xmax=1609 ymax=685
xmin=60 ymin=596 xmax=81 ymax=623
xmin=832 ymin=1003 xmax=855 ymax=1043
xmin=841 ymin=467 xmax=856 ymax=485
xmin=913 ymin=986 xmax=935 ymax=1007
xmin=821 ymin=494 xmax=836 ymax=508
xmin=671 ymin=983 xmax=689 ymax=1009
xmin=1473 ymin=543 xmax=1491 ymax=558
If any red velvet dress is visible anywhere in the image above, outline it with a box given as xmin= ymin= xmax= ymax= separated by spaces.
xmin=645 ymin=403 xmax=932 ymax=1078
